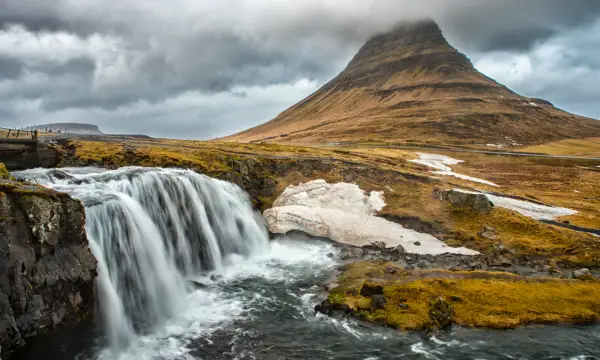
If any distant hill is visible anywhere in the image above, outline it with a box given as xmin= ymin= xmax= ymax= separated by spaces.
xmin=224 ymin=19 xmax=600 ymax=146
xmin=30 ymin=123 xmax=104 ymax=135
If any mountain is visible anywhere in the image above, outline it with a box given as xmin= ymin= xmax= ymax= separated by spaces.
xmin=29 ymin=123 xmax=104 ymax=135
xmin=224 ymin=20 xmax=600 ymax=146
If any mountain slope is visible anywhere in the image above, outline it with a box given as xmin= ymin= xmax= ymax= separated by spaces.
xmin=224 ymin=20 xmax=600 ymax=146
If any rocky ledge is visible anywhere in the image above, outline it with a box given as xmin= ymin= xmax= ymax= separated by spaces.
xmin=0 ymin=167 xmax=97 ymax=357
xmin=316 ymin=260 xmax=600 ymax=333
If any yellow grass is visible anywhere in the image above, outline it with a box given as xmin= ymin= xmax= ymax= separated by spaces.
xmin=519 ymin=137 xmax=600 ymax=157
xmin=67 ymin=138 xmax=600 ymax=266
xmin=329 ymin=261 xmax=600 ymax=330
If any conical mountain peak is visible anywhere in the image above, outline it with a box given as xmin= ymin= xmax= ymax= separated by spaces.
xmin=224 ymin=20 xmax=600 ymax=146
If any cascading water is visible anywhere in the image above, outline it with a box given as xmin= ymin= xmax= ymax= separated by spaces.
xmin=16 ymin=167 xmax=270 ymax=351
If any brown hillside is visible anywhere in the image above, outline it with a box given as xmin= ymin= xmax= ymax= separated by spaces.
xmin=223 ymin=20 xmax=600 ymax=146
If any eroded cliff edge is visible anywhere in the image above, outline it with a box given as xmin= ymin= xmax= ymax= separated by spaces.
xmin=0 ymin=164 xmax=97 ymax=357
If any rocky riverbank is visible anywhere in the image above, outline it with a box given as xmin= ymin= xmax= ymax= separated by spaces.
xmin=0 ymin=164 xmax=97 ymax=357
xmin=314 ymin=250 xmax=600 ymax=333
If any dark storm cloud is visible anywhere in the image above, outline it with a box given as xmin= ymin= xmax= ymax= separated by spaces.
xmin=439 ymin=0 xmax=600 ymax=52
xmin=0 ymin=0 xmax=599 ymax=137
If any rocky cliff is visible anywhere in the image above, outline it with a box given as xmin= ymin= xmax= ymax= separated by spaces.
xmin=225 ymin=19 xmax=600 ymax=146
xmin=0 ymin=173 xmax=97 ymax=357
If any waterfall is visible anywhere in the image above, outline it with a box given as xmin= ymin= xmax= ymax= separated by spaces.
xmin=15 ymin=167 xmax=270 ymax=349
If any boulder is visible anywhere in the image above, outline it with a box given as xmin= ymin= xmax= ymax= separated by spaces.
xmin=371 ymin=295 xmax=387 ymax=310
xmin=434 ymin=188 xmax=493 ymax=214
xmin=0 ymin=181 xmax=97 ymax=356
xmin=389 ymin=244 xmax=406 ymax=257
xmin=573 ymin=268 xmax=593 ymax=280
xmin=427 ymin=296 xmax=454 ymax=333
xmin=360 ymin=281 xmax=384 ymax=297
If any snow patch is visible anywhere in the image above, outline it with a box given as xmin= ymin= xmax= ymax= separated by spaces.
xmin=410 ymin=153 xmax=499 ymax=187
xmin=452 ymin=189 xmax=577 ymax=221
xmin=263 ymin=180 xmax=479 ymax=256
xmin=486 ymin=144 xmax=505 ymax=149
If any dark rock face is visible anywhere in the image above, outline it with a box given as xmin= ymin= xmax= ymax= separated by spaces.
xmin=433 ymin=188 xmax=493 ymax=214
xmin=360 ymin=281 xmax=384 ymax=297
xmin=0 ymin=181 xmax=97 ymax=356
xmin=427 ymin=296 xmax=454 ymax=333
xmin=371 ymin=295 xmax=387 ymax=311
xmin=0 ymin=140 xmax=59 ymax=171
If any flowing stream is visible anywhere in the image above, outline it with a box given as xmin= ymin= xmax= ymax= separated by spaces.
xmin=12 ymin=167 xmax=600 ymax=360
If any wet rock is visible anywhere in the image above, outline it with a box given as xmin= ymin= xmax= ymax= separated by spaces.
xmin=413 ymin=241 xmax=421 ymax=246
xmin=360 ymin=281 xmax=384 ymax=297
xmin=296 ymin=281 xmax=312 ymax=289
xmin=210 ymin=274 xmax=223 ymax=282
xmin=326 ymin=252 xmax=334 ymax=258
xmin=314 ymin=300 xmax=332 ymax=316
xmin=434 ymin=188 xmax=493 ymax=214
xmin=427 ymin=296 xmax=454 ymax=333
xmin=188 ymin=280 xmax=208 ymax=289
xmin=0 ymin=181 xmax=96 ymax=356
xmin=371 ymin=295 xmax=387 ymax=310
xmin=314 ymin=300 xmax=353 ymax=317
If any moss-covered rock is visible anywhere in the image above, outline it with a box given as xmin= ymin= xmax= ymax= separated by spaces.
xmin=0 ymin=162 xmax=10 ymax=179
xmin=317 ymin=261 xmax=600 ymax=332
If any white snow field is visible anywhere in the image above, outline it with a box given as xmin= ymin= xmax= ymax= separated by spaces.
xmin=452 ymin=188 xmax=577 ymax=221
xmin=263 ymin=180 xmax=479 ymax=255
xmin=409 ymin=152 xmax=499 ymax=187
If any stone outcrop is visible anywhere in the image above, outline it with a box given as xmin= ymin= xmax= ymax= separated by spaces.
xmin=433 ymin=188 xmax=493 ymax=214
xmin=0 ymin=180 xmax=97 ymax=356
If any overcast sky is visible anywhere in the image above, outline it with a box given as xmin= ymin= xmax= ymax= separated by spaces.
xmin=1 ymin=0 xmax=599 ymax=139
